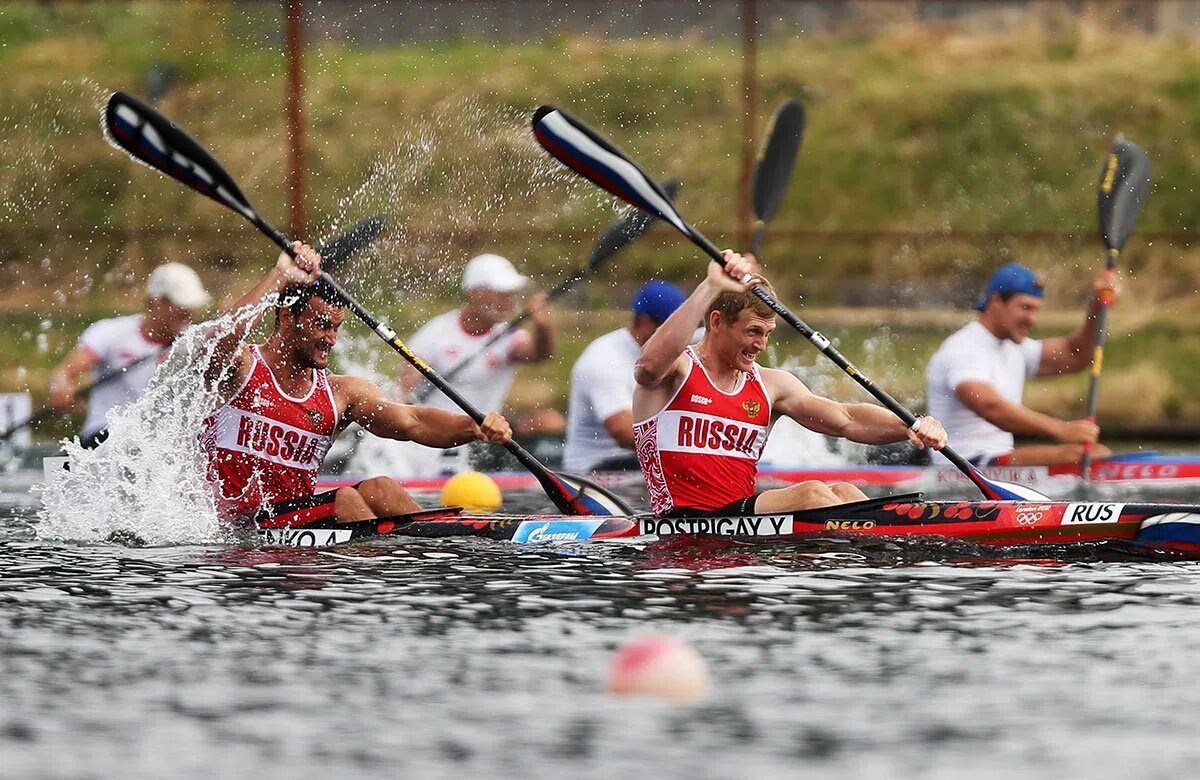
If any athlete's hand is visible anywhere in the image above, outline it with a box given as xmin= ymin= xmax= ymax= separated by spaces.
xmin=1093 ymin=270 xmax=1120 ymax=306
xmin=48 ymin=380 xmax=77 ymax=412
xmin=1057 ymin=418 xmax=1100 ymax=445
xmin=527 ymin=292 xmax=551 ymax=327
xmin=276 ymin=241 xmax=323 ymax=285
xmin=907 ymin=416 xmax=948 ymax=450
xmin=476 ymin=411 xmax=513 ymax=444
xmin=708 ymin=250 xmax=765 ymax=293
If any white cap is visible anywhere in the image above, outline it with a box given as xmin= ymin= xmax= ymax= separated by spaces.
xmin=146 ymin=263 xmax=211 ymax=309
xmin=461 ymin=253 xmax=528 ymax=293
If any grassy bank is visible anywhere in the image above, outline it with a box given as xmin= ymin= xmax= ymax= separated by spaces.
xmin=2 ymin=2 xmax=1199 ymax=430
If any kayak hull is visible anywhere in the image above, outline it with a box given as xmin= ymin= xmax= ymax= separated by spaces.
xmin=256 ymin=494 xmax=1200 ymax=555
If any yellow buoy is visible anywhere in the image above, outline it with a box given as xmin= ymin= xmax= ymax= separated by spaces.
xmin=440 ymin=470 xmax=503 ymax=512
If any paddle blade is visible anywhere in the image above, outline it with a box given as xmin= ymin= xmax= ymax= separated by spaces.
xmin=752 ymin=98 xmax=806 ymax=224
xmin=585 ymin=178 xmax=682 ymax=270
xmin=546 ymin=472 xmax=633 ymax=516
xmin=1097 ymin=137 xmax=1151 ymax=252
xmin=104 ymin=91 xmax=262 ymax=226
xmin=969 ymin=469 xmax=1052 ymax=502
xmin=317 ymin=216 xmax=386 ymax=274
xmin=533 ymin=105 xmax=691 ymax=237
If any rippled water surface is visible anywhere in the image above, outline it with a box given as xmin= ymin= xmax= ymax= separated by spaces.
xmin=4 ymin=476 xmax=1200 ymax=779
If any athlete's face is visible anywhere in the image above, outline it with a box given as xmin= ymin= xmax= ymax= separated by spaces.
xmin=145 ymin=297 xmax=196 ymax=341
xmin=285 ymin=298 xmax=345 ymax=369
xmin=711 ymin=307 xmax=776 ymax=372
xmin=989 ymin=293 xmax=1041 ymax=343
xmin=465 ymin=287 xmax=518 ymax=326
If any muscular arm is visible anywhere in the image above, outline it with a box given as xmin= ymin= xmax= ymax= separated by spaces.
xmin=955 ymin=380 xmax=1065 ymax=438
xmin=48 ymin=346 xmax=99 ymax=411
xmin=205 ymin=245 xmax=321 ymax=390
xmin=768 ymin=369 xmax=914 ymax=445
xmin=634 ymin=279 xmax=714 ymax=388
xmin=602 ymin=409 xmax=635 ymax=449
xmin=337 ymin=375 xmax=502 ymax=448
xmin=1038 ymin=298 xmax=1105 ymax=376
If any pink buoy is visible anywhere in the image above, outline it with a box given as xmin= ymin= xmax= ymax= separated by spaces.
xmin=607 ymin=635 xmax=710 ymax=702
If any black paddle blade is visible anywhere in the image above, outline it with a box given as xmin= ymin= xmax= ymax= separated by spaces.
xmin=752 ymin=98 xmax=806 ymax=224
xmin=317 ymin=216 xmax=386 ymax=274
xmin=1097 ymin=137 xmax=1151 ymax=253
xmin=585 ymin=178 xmax=682 ymax=269
xmin=532 ymin=105 xmax=692 ymax=237
xmin=104 ymin=91 xmax=262 ymax=227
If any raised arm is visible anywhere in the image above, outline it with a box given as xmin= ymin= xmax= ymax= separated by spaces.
xmin=204 ymin=243 xmax=322 ymax=388
xmin=635 ymin=251 xmax=759 ymax=388
xmin=336 ymin=375 xmax=511 ymax=448
xmin=1037 ymin=273 xmax=1119 ymax=376
xmin=510 ymin=292 xmax=555 ymax=363
xmin=768 ymin=368 xmax=947 ymax=449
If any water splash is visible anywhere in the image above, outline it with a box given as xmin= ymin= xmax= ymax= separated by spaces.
xmin=36 ymin=301 xmax=270 ymax=545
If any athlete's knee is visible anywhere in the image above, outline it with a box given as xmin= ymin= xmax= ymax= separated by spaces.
xmin=829 ymin=482 xmax=866 ymax=502
xmin=793 ymin=480 xmax=839 ymax=503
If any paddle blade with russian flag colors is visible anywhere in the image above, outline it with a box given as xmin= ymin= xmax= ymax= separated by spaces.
xmin=548 ymin=472 xmax=633 ymax=516
xmin=103 ymin=91 xmax=264 ymax=228
xmin=1097 ymin=137 xmax=1151 ymax=253
xmin=532 ymin=106 xmax=691 ymax=237
xmin=968 ymin=471 xmax=1052 ymax=502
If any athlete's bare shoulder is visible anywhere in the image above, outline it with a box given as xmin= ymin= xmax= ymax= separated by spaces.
xmin=757 ymin=365 xmax=810 ymax=403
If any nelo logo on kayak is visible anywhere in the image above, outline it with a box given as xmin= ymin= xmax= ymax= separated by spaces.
xmin=1060 ymin=502 xmax=1126 ymax=525
xmin=823 ymin=520 xmax=876 ymax=531
xmin=641 ymin=515 xmax=789 ymax=537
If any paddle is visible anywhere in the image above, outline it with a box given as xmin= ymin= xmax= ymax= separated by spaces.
xmin=102 ymin=91 xmax=630 ymax=517
xmin=749 ymin=98 xmax=805 ymax=257
xmin=1080 ymin=137 xmax=1151 ymax=480
xmin=412 ymin=178 xmax=682 ymax=403
xmin=532 ymin=105 xmax=1050 ymax=502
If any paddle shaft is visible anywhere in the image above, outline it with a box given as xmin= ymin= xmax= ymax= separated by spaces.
xmin=683 ymin=227 xmax=993 ymax=491
xmin=257 ymin=224 xmax=588 ymax=513
xmin=1079 ymin=252 xmax=1119 ymax=479
xmin=0 ymin=351 xmax=160 ymax=442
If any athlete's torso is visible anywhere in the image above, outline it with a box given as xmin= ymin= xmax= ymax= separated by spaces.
xmin=633 ymin=347 xmax=772 ymax=515
xmin=201 ymin=346 xmax=338 ymax=518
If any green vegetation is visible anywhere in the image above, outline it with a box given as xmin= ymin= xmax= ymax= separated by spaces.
xmin=2 ymin=3 xmax=1199 ymax=433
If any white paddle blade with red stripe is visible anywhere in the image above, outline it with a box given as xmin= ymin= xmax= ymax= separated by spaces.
xmin=532 ymin=106 xmax=689 ymax=236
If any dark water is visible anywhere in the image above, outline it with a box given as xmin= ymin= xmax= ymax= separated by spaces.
xmin=4 ymin=475 xmax=1200 ymax=779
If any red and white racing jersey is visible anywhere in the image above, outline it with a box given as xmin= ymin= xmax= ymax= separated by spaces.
xmin=200 ymin=346 xmax=337 ymax=519
xmin=634 ymin=347 xmax=771 ymax=515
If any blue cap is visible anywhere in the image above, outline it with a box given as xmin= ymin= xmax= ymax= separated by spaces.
xmin=632 ymin=280 xmax=687 ymax=324
xmin=972 ymin=262 xmax=1045 ymax=311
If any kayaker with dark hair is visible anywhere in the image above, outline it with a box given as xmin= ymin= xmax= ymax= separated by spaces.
xmin=925 ymin=262 xmax=1117 ymax=467
xmin=633 ymin=251 xmax=947 ymax=516
xmin=200 ymin=243 xmax=512 ymax=527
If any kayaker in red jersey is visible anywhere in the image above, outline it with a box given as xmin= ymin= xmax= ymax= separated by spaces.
xmin=200 ymin=243 xmax=512 ymax=528
xmin=633 ymin=251 xmax=948 ymax=516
